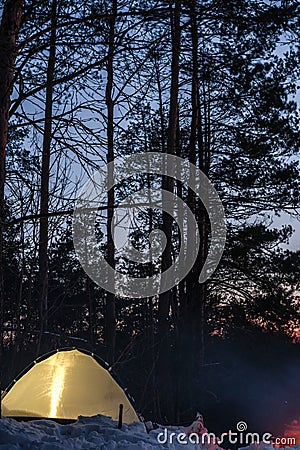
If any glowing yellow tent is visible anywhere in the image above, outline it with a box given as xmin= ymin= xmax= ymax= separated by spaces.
xmin=1 ymin=348 xmax=139 ymax=424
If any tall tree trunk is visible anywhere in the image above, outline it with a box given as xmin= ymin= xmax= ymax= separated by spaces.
xmin=87 ymin=276 xmax=95 ymax=347
xmin=189 ymin=0 xmax=210 ymax=414
xmin=157 ymin=0 xmax=181 ymax=422
xmin=176 ymin=0 xmax=210 ymax=419
xmin=187 ymin=0 xmax=204 ymax=411
xmin=0 ymin=0 xmax=23 ymax=417
xmin=12 ymin=212 xmax=26 ymax=376
xmin=105 ymin=0 xmax=117 ymax=365
xmin=37 ymin=0 xmax=57 ymax=355
xmin=195 ymin=76 xmax=210 ymax=374
xmin=174 ymin=113 xmax=183 ymax=424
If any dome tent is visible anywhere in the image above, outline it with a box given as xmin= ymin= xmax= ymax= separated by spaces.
xmin=1 ymin=348 xmax=139 ymax=424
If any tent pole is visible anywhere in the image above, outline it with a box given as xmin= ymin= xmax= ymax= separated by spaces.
xmin=118 ymin=404 xmax=123 ymax=429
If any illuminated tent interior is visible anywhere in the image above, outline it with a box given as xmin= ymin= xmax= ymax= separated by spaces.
xmin=1 ymin=348 xmax=139 ymax=424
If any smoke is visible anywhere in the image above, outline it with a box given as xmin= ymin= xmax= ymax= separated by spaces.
xmin=196 ymin=335 xmax=300 ymax=436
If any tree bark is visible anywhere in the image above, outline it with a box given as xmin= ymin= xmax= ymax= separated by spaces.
xmin=105 ymin=0 xmax=117 ymax=365
xmin=37 ymin=0 xmax=57 ymax=354
xmin=0 ymin=0 xmax=23 ymax=417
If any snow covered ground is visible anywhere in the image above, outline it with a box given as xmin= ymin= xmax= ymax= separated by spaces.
xmin=0 ymin=415 xmax=299 ymax=450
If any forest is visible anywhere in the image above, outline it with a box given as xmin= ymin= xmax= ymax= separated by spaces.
xmin=0 ymin=0 xmax=299 ymax=436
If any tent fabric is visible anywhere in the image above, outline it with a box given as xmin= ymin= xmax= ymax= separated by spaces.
xmin=1 ymin=349 xmax=139 ymax=424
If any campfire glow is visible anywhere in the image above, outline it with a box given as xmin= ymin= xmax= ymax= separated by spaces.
xmin=284 ymin=420 xmax=300 ymax=445
xmin=272 ymin=420 xmax=300 ymax=447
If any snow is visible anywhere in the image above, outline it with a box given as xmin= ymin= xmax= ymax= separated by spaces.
xmin=0 ymin=415 xmax=198 ymax=449
xmin=0 ymin=415 xmax=299 ymax=450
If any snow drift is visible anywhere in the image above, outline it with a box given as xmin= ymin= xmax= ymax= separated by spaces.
xmin=0 ymin=414 xmax=299 ymax=450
